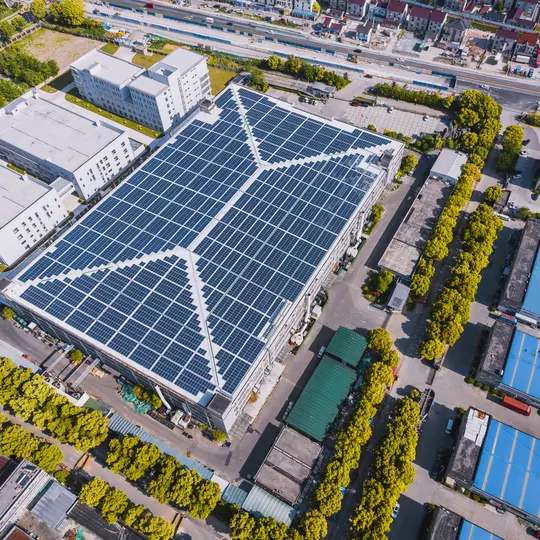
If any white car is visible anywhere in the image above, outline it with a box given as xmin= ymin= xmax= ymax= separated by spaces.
xmin=480 ymin=84 xmax=490 ymax=90
xmin=521 ymin=149 xmax=530 ymax=156
xmin=397 ymin=57 xmax=405 ymax=62
xmin=513 ymin=173 xmax=522 ymax=179
xmin=392 ymin=503 xmax=400 ymax=519
xmin=423 ymin=114 xmax=430 ymax=121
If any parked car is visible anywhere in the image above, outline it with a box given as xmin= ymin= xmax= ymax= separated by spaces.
xmin=523 ymin=139 xmax=530 ymax=146
xmin=445 ymin=418 xmax=454 ymax=434
xmin=391 ymin=503 xmax=400 ymax=519
xmin=364 ymin=74 xmax=373 ymax=78
xmin=22 ymin=353 xmax=31 ymax=360
xmin=317 ymin=346 xmax=326 ymax=359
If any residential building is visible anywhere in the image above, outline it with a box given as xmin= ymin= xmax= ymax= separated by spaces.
xmin=292 ymin=0 xmax=316 ymax=18
xmin=444 ymin=18 xmax=469 ymax=45
xmin=310 ymin=82 xmax=336 ymax=98
xmin=515 ymin=0 xmax=539 ymax=19
xmin=0 ymin=162 xmax=69 ymax=267
xmin=0 ymin=93 xmax=134 ymax=201
xmin=367 ymin=0 xmax=387 ymax=19
xmin=444 ymin=0 xmax=465 ymax=11
xmin=446 ymin=408 xmax=540 ymax=526
xmin=424 ymin=506 xmax=503 ymax=540
xmin=384 ymin=0 xmax=408 ymax=25
xmin=356 ymin=21 xmax=378 ymax=41
xmin=408 ymin=5 xmax=432 ymax=34
xmin=515 ymin=31 xmax=537 ymax=54
xmin=3 ymin=86 xmax=404 ymax=435
xmin=71 ymin=48 xmax=210 ymax=134
xmin=322 ymin=16 xmax=346 ymax=33
xmin=346 ymin=0 xmax=370 ymax=17
xmin=485 ymin=11 xmax=506 ymax=23
xmin=502 ymin=0 xmax=515 ymax=10
xmin=492 ymin=27 xmax=518 ymax=51
xmin=427 ymin=10 xmax=447 ymax=39
xmin=499 ymin=218 xmax=540 ymax=325
xmin=429 ymin=149 xmax=467 ymax=184
xmin=508 ymin=9 xmax=538 ymax=29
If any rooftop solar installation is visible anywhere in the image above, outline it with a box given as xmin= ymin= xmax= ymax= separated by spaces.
xmin=522 ymin=248 xmax=540 ymax=318
xmin=501 ymin=329 xmax=540 ymax=401
xmin=473 ymin=419 xmax=540 ymax=517
xmin=458 ymin=521 xmax=502 ymax=540
xmin=9 ymin=85 xmax=396 ymax=403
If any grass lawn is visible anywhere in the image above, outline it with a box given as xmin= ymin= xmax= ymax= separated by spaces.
xmin=41 ymin=70 xmax=74 ymax=93
xmin=101 ymin=43 xmax=119 ymax=55
xmin=470 ymin=22 xmax=496 ymax=32
xmin=208 ymin=67 xmax=236 ymax=95
xmin=65 ymin=89 xmax=162 ymax=139
xmin=132 ymin=53 xmax=162 ymax=68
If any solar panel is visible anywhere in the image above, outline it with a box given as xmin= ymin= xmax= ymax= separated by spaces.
xmin=14 ymin=86 xmax=394 ymax=401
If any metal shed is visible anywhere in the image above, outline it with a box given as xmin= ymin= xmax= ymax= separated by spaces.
xmin=31 ymin=480 xmax=77 ymax=530
xmin=325 ymin=326 xmax=368 ymax=368
xmin=286 ymin=356 xmax=357 ymax=442
xmin=241 ymin=485 xmax=296 ymax=526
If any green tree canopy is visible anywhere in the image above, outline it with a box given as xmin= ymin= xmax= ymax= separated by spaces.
xmin=79 ymin=477 xmax=110 ymax=507
xmin=266 ymin=55 xmax=283 ymax=71
xmin=189 ymin=480 xmax=221 ymax=519
xmin=0 ymin=22 xmax=15 ymax=41
xmin=31 ymin=0 xmax=47 ymax=19
xmin=484 ymin=185 xmax=503 ymax=204
xmin=49 ymin=0 xmax=86 ymax=26
xmin=101 ymin=489 xmax=129 ymax=524
xmin=1 ymin=307 xmax=14 ymax=320
xmin=400 ymin=154 xmax=418 ymax=175
xmin=301 ymin=510 xmax=328 ymax=540
xmin=419 ymin=338 xmax=445 ymax=361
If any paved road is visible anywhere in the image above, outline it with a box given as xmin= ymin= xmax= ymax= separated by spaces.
xmin=103 ymin=0 xmax=540 ymax=96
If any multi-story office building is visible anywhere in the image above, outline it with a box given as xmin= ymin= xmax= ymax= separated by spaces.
xmin=0 ymin=162 xmax=69 ymax=267
xmin=71 ymin=48 xmax=211 ymax=133
xmin=0 ymin=93 xmax=134 ymax=201
xmin=3 ymin=86 xmax=403 ymax=434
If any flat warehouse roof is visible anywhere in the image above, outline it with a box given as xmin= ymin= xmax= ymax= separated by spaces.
xmin=379 ymin=178 xmax=451 ymax=278
xmin=71 ymin=49 xmax=143 ymax=86
xmin=473 ymin=419 xmax=540 ymax=517
xmin=502 ymin=329 xmax=540 ymax=400
xmin=430 ymin=149 xmax=467 ymax=180
xmin=479 ymin=320 xmax=514 ymax=378
xmin=6 ymin=85 xmax=401 ymax=405
xmin=325 ymin=326 xmax=367 ymax=368
xmin=286 ymin=356 xmax=356 ymax=441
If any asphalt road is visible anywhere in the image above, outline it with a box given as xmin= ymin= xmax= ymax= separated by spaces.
xmin=106 ymin=0 xmax=540 ymax=95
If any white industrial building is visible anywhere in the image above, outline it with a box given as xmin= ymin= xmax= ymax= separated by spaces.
xmin=429 ymin=149 xmax=467 ymax=184
xmin=0 ymin=93 xmax=134 ymax=201
xmin=0 ymin=162 xmax=69 ymax=267
xmin=70 ymin=48 xmax=211 ymax=133
xmin=2 ymin=86 xmax=403 ymax=434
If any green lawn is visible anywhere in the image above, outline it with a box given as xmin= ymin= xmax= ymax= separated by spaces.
xmin=208 ymin=66 xmax=236 ymax=96
xmin=41 ymin=70 xmax=74 ymax=93
xmin=470 ymin=22 xmax=496 ymax=32
xmin=101 ymin=43 xmax=119 ymax=55
xmin=132 ymin=53 xmax=162 ymax=68
xmin=65 ymin=89 xmax=162 ymax=139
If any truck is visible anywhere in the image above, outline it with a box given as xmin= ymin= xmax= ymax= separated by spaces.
xmin=205 ymin=16 xmax=214 ymax=23
xmin=502 ymin=395 xmax=531 ymax=416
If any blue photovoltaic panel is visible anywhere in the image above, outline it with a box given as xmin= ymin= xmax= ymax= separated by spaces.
xmin=15 ymin=86 xmax=392 ymax=399
xmin=458 ymin=521 xmax=502 ymax=540
xmin=473 ymin=420 xmax=540 ymax=517
xmin=502 ymin=330 xmax=540 ymax=401
xmin=522 ymin=249 xmax=540 ymax=318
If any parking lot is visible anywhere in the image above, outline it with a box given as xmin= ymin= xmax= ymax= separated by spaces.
xmin=343 ymin=104 xmax=448 ymax=137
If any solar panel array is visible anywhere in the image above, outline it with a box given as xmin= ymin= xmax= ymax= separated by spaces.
xmin=473 ymin=419 xmax=540 ymax=517
xmin=15 ymin=87 xmax=391 ymax=400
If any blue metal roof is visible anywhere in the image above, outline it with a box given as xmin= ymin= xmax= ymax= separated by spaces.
xmin=473 ymin=419 xmax=540 ymax=517
xmin=522 ymin=249 xmax=540 ymax=318
xmin=107 ymin=413 xmax=213 ymax=480
xmin=501 ymin=330 xmax=540 ymax=400
xmin=459 ymin=520 xmax=502 ymax=540
xmin=241 ymin=485 xmax=296 ymax=526
xmin=222 ymin=483 xmax=250 ymax=507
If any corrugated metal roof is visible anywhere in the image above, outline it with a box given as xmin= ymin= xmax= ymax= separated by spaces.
xmin=108 ymin=413 xmax=213 ymax=480
xmin=241 ymin=485 xmax=296 ymax=526
xmin=325 ymin=326 xmax=367 ymax=368
xmin=222 ymin=483 xmax=250 ymax=507
xmin=31 ymin=481 xmax=77 ymax=530
xmin=286 ymin=357 xmax=357 ymax=442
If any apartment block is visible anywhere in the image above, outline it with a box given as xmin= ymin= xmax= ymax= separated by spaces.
xmin=0 ymin=162 xmax=69 ymax=266
xmin=0 ymin=93 xmax=134 ymax=201
xmin=71 ymin=48 xmax=211 ymax=133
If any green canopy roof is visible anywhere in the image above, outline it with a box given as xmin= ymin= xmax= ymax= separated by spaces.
xmin=286 ymin=357 xmax=357 ymax=442
xmin=326 ymin=326 xmax=367 ymax=368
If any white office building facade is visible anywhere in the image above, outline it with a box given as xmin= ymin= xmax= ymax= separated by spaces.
xmin=0 ymin=163 xmax=69 ymax=267
xmin=0 ymin=93 xmax=134 ymax=201
xmin=71 ymin=48 xmax=211 ymax=133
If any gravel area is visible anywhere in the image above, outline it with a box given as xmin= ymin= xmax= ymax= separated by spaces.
xmin=19 ymin=28 xmax=100 ymax=71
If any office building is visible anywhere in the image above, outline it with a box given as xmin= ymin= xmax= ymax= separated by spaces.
xmin=499 ymin=218 xmax=540 ymax=325
xmin=71 ymin=48 xmax=210 ymax=133
xmin=3 ymin=86 xmax=403 ymax=434
xmin=446 ymin=408 xmax=540 ymax=526
xmin=0 ymin=93 xmax=134 ymax=201
xmin=0 ymin=163 xmax=69 ymax=267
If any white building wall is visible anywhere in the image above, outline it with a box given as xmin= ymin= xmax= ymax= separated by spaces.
xmin=0 ymin=185 xmax=68 ymax=267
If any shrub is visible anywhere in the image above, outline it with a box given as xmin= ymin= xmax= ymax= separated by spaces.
xmin=466 ymin=377 xmax=474 ymax=384
xmin=464 ymin=489 xmax=471 ymax=497
xmin=457 ymin=407 xmax=465 ymax=415
xmin=472 ymin=493 xmax=481 ymax=502
xmin=474 ymin=381 xmax=482 ymax=388
xmin=211 ymin=429 xmax=227 ymax=443
xmin=482 ymin=384 xmax=490 ymax=392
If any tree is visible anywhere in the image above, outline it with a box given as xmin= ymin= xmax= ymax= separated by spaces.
xmin=461 ymin=132 xmax=478 ymax=150
xmin=249 ymin=67 xmax=268 ymax=93
xmin=439 ymin=317 xmax=464 ymax=346
xmin=368 ymin=328 xmax=393 ymax=356
xmin=49 ymin=0 xmax=86 ymax=26
xmin=372 ymin=269 xmax=394 ymax=295
xmin=367 ymin=124 xmax=376 ymax=132
xmin=1 ymin=307 xmax=14 ymax=320
xmin=32 ymin=442 xmax=63 ymax=473
xmin=136 ymin=513 xmax=175 ymax=540
xmin=419 ymin=338 xmax=445 ymax=361
xmin=312 ymin=0 xmax=321 ymax=12
xmin=230 ymin=511 xmax=255 ymax=540
xmin=400 ymin=154 xmax=418 ymax=175
xmin=211 ymin=429 xmax=226 ymax=443
xmin=423 ymin=237 xmax=448 ymax=261
xmin=494 ymin=0 xmax=504 ymax=11
xmin=79 ymin=477 xmax=110 ymax=507
xmin=371 ymin=203 xmax=384 ymax=224
xmin=266 ymin=55 xmax=283 ymax=71
xmin=189 ymin=480 xmax=221 ymax=519
xmin=484 ymin=185 xmax=503 ymax=204
xmin=301 ymin=510 xmax=328 ymax=540
xmin=457 ymin=108 xmax=479 ymax=129
xmin=11 ymin=16 xmax=26 ymax=31
xmin=0 ymin=22 xmax=15 ymax=41
xmin=71 ymin=349 xmax=84 ymax=364
xmin=124 ymin=505 xmax=145 ymax=527
xmin=410 ymin=273 xmax=430 ymax=297
xmin=31 ymin=0 xmax=47 ymax=19
xmin=284 ymin=54 xmax=302 ymax=74
xmin=101 ymin=489 xmax=129 ymax=524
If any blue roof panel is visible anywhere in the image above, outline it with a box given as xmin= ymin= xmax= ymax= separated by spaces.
xmin=522 ymin=249 xmax=540 ymax=318
xmin=459 ymin=520 xmax=502 ymax=540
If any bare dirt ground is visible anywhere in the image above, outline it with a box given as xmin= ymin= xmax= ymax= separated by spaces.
xmin=19 ymin=28 xmax=99 ymax=71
